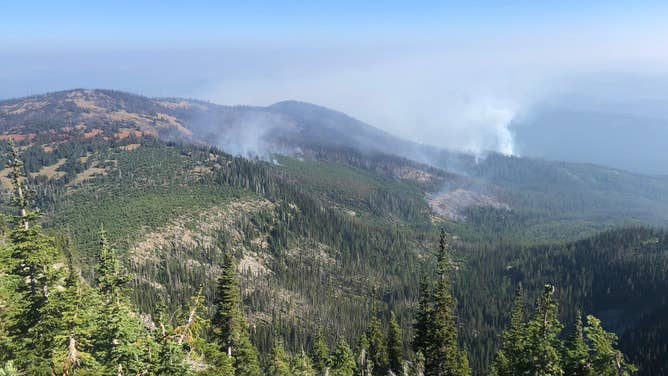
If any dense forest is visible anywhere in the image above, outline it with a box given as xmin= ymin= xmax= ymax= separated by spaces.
xmin=0 ymin=140 xmax=647 ymax=375
xmin=0 ymin=90 xmax=666 ymax=374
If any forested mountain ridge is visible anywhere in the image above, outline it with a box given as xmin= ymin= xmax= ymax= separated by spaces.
xmin=3 ymin=88 xmax=668 ymax=239
xmin=0 ymin=89 xmax=666 ymax=374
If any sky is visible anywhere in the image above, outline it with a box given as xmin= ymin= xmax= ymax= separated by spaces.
xmin=2 ymin=1 xmax=668 ymax=157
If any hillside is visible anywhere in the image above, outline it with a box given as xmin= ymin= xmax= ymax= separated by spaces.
xmin=4 ymin=88 xmax=668 ymax=239
xmin=1 ymin=89 xmax=668 ymax=374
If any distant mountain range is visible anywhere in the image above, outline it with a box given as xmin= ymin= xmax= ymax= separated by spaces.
xmin=2 ymin=88 xmax=668 ymax=236
xmin=2 ymin=89 xmax=668 ymax=374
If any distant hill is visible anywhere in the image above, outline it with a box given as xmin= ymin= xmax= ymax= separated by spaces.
xmin=0 ymin=89 xmax=430 ymax=159
xmin=2 ymin=89 xmax=668 ymax=374
xmin=3 ymin=88 xmax=668 ymax=237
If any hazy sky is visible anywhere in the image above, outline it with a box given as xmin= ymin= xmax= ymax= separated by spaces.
xmin=2 ymin=1 xmax=668 ymax=155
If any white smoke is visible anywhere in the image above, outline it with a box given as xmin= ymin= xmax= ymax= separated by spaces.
xmin=459 ymin=99 xmax=517 ymax=157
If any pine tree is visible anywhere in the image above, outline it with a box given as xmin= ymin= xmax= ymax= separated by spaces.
xmin=94 ymin=225 xmax=129 ymax=302
xmin=92 ymin=227 xmax=150 ymax=374
xmin=291 ymin=350 xmax=315 ymax=376
xmin=413 ymin=352 xmax=425 ymax=376
xmin=175 ymin=286 xmax=230 ymax=373
xmin=357 ymin=333 xmax=373 ymax=376
xmin=153 ymin=299 xmax=192 ymax=376
xmin=49 ymin=255 xmax=101 ymax=375
xmin=562 ymin=311 xmax=592 ymax=376
xmin=4 ymin=141 xmax=64 ymax=373
xmin=585 ymin=315 xmax=637 ymax=376
xmin=329 ymin=338 xmax=356 ymax=376
xmin=212 ymin=251 xmax=262 ymax=376
xmin=416 ymin=229 xmax=469 ymax=376
xmin=412 ymin=279 xmax=432 ymax=365
xmin=366 ymin=299 xmax=388 ymax=376
xmin=310 ymin=327 xmax=330 ymax=376
xmin=269 ymin=339 xmax=294 ymax=376
xmin=524 ymin=285 xmax=562 ymax=376
xmin=491 ymin=286 xmax=527 ymax=376
xmin=387 ymin=311 xmax=404 ymax=375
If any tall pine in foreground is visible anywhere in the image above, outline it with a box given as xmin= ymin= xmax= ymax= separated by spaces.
xmin=366 ymin=298 xmax=388 ymax=376
xmin=309 ymin=327 xmax=330 ymax=376
xmin=4 ymin=140 xmax=65 ymax=374
xmin=291 ymin=350 xmax=316 ymax=376
xmin=93 ymin=226 xmax=150 ymax=375
xmin=585 ymin=315 xmax=637 ymax=376
xmin=413 ymin=229 xmax=470 ymax=376
xmin=329 ymin=338 xmax=356 ymax=376
xmin=268 ymin=339 xmax=293 ymax=376
xmin=387 ymin=312 xmax=404 ymax=375
xmin=49 ymin=254 xmax=101 ymax=375
xmin=562 ymin=312 xmax=592 ymax=376
xmin=525 ymin=285 xmax=563 ymax=376
xmin=490 ymin=286 xmax=527 ymax=376
xmin=212 ymin=251 xmax=262 ymax=376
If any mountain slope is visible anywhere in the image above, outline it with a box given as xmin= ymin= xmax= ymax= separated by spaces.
xmin=4 ymin=88 xmax=668 ymax=239
xmin=2 ymin=89 xmax=668 ymax=374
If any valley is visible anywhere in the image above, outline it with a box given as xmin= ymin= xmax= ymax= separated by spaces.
xmin=0 ymin=89 xmax=666 ymax=375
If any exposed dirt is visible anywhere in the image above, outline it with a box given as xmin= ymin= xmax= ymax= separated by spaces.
xmin=429 ymin=188 xmax=509 ymax=220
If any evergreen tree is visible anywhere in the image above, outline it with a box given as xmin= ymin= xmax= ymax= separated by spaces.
xmin=310 ymin=327 xmax=330 ymax=376
xmin=153 ymin=299 xmax=192 ymax=376
xmin=291 ymin=350 xmax=316 ymax=376
xmin=175 ymin=287 xmax=233 ymax=375
xmin=269 ymin=339 xmax=294 ymax=376
xmin=412 ymin=279 xmax=432 ymax=364
xmin=491 ymin=286 xmax=527 ymax=376
xmin=562 ymin=312 xmax=592 ymax=376
xmin=524 ymin=285 xmax=562 ymax=376
xmin=329 ymin=338 xmax=356 ymax=376
xmin=92 ymin=227 xmax=150 ymax=374
xmin=366 ymin=299 xmax=388 ymax=376
xmin=413 ymin=352 xmax=425 ymax=376
xmin=94 ymin=225 xmax=128 ymax=302
xmin=212 ymin=251 xmax=261 ymax=376
xmin=387 ymin=311 xmax=404 ymax=375
xmin=356 ymin=333 xmax=373 ymax=376
xmin=49 ymin=256 xmax=101 ymax=375
xmin=490 ymin=287 xmax=638 ymax=376
xmin=5 ymin=141 xmax=64 ymax=373
xmin=585 ymin=315 xmax=637 ymax=376
xmin=415 ymin=229 xmax=469 ymax=376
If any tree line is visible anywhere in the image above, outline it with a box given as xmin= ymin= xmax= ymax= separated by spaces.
xmin=0 ymin=142 xmax=636 ymax=375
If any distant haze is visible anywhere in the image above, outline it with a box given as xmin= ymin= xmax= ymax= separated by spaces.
xmin=2 ymin=1 xmax=668 ymax=173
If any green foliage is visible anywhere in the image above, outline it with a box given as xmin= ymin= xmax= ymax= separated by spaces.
xmin=212 ymin=252 xmax=262 ymax=376
xmin=490 ymin=287 xmax=527 ymax=376
xmin=490 ymin=287 xmax=637 ymax=376
xmin=585 ymin=315 xmax=637 ymax=376
xmin=365 ymin=300 xmax=388 ymax=376
xmin=49 ymin=265 xmax=102 ymax=375
xmin=291 ymin=350 xmax=315 ymax=376
xmin=309 ymin=328 xmax=330 ymax=376
xmin=0 ymin=361 xmax=17 ymax=376
xmin=562 ymin=312 xmax=592 ymax=376
xmin=94 ymin=226 xmax=129 ymax=301
xmin=269 ymin=340 xmax=293 ymax=376
xmin=387 ymin=312 xmax=404 ymax=375
xmin=0 ymin=134 xmax=655 ymax=376
xmin=329 ymin=339 xmax=356 ymax=376
xmin=414 ymin=229 xmax=470 ymax=376
xmin=524 ymin=285 xmax=562 ymax=376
